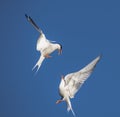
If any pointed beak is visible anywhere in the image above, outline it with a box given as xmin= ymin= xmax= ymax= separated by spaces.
xmin=58 ymin=48 xmax=62 ymax=55
xmin=61 ymin=75 xmax=64 ymax=79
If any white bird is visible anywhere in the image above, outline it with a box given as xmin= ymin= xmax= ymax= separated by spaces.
xmin=56 ymin=55 xmax=101 ymax=116
xmin=25 ymin=14 xmax=62 ymax=72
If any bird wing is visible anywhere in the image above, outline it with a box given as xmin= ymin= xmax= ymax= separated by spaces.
xmin=25 ymin=14 xmax=56 ymax=51
xmin=48 ymin=39 xmax=56 ymax=43
xmin=36 ymin=34 xmax=51 ymax=52
xmin=25 ymin=14 xmax=43 ymax=34
xmin=65 ymin=55 xmax=101 ymax=98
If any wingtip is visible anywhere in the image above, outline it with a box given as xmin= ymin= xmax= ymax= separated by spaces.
xmin=25 ymin=14 xmax=32 ymax=21
xmin=25 ymin=14 xmax=28 ymax=18
xmin=99 ymin=53 xmax=103 ymax=59
xmin=97 ymin=54 xmax=103 ymax=61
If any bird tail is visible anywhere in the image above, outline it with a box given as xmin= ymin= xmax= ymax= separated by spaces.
xmin=66 ymin=98 xmax=76 ymax=117
xmin=32 ymin=55 xmax=45 ymax=72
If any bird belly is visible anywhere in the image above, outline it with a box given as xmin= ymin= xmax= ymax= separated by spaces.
xmin=59 ymin=86 xmax=69 ymax=98
xmin=36 ymin=36 xmax=49 ymax=51
xmin=42 ymin=46 xmax=55 ymax=56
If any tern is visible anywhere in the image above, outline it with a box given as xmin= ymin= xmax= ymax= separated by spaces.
xmin=25 ymin=14 xmax=62 ymax=72
xmin=56 ymin=55 xmax=101 ymax=116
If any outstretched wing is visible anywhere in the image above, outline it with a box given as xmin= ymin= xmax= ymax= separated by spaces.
xmin=25 ymin=14 xmax=43 ymax=34
xmin=65 ymin=55 xmax=101 ymax=98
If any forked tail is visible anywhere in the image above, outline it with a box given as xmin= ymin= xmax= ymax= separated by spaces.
xmin=32 ymin=55 xmax=45 ymax=72
xmin=67 ymin=98 xmax=76 ymax=116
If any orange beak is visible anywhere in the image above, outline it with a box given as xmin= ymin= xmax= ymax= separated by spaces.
xmin=58 ymin=49 xmax=62 ymax=55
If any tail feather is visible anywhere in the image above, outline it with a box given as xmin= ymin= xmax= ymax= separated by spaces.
xmin=32 ymin=55 xmax=45 ymax=72
xmin=67 ymin=98 xmax=76 ymax=116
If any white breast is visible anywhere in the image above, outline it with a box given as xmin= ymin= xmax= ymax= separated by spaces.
xmin=36 ymin=34 xmax=49 ymax=51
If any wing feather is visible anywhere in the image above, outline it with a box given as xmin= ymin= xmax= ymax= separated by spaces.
xmin=65 ymin=55 xmax=101 ymax=98
xmin=25 ymin=14 xmax=43 ymax=34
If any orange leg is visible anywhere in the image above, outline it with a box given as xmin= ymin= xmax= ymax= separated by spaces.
xmin=44 ymin=54 xmax=52 ymax=58
xmin=56 ymin=99 xmax=63 ymax=104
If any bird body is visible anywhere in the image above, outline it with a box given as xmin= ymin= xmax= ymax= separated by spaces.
xmin=56 ymin=55 xmax=101 ymax=116
xmin=25 ymin=13 xmax=101 ymax=117
xmin=36 ymin=34 xmax=48 ymax=52
xmin=59 ymin=77 xmax=76 ymax=116
xmin=25 ymin=14 xmax=62 ymax=72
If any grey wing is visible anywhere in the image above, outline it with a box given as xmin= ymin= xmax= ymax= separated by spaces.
xmin=25 ymin=14 xmax=43 ymax=34
xmin=65 ymin=55 xmax=101 ymax=98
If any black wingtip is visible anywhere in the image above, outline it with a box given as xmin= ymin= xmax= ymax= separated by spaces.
xmin=25 ymin=14 xmax=32 ymax=22
xmin=25 ymin=14 xmax=28 ymax=18
xmin=25 ymin=14 xmax=30 ymax=21
xmin=25 ymin=14 xmax=33 ymax=22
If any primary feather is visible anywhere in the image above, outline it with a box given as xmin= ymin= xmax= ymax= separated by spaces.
xmin=65 ymin=55 xmax=101 ymax=98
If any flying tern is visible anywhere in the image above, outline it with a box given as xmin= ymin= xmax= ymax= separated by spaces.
xmin=56 ymin=55 xmax=101 ymax=116
xmin=25 ymin=14 xmax=62 ymax=72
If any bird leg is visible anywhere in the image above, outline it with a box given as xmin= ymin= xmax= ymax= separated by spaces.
xmin=44 ymin=54 xmax=52 ymax=58
xmin=56 ymin=99 xmax=63 ymax=104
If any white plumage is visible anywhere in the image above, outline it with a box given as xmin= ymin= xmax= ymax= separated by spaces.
xmin=25 ymin=14 xmax=62 ymax=72
xmin=56 ymin=55 xmax=101 ymax=116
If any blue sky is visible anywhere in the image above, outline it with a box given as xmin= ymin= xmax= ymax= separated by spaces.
xmin=0 ymin=0 xmax=120 ymax=117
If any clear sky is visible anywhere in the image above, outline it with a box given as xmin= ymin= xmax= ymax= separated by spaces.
xmin=0 ymin=0 xmax=120 ymax=117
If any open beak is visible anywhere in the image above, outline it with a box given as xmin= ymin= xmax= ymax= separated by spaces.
xmin=58 ymin=49 xmax=62 ymax=55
